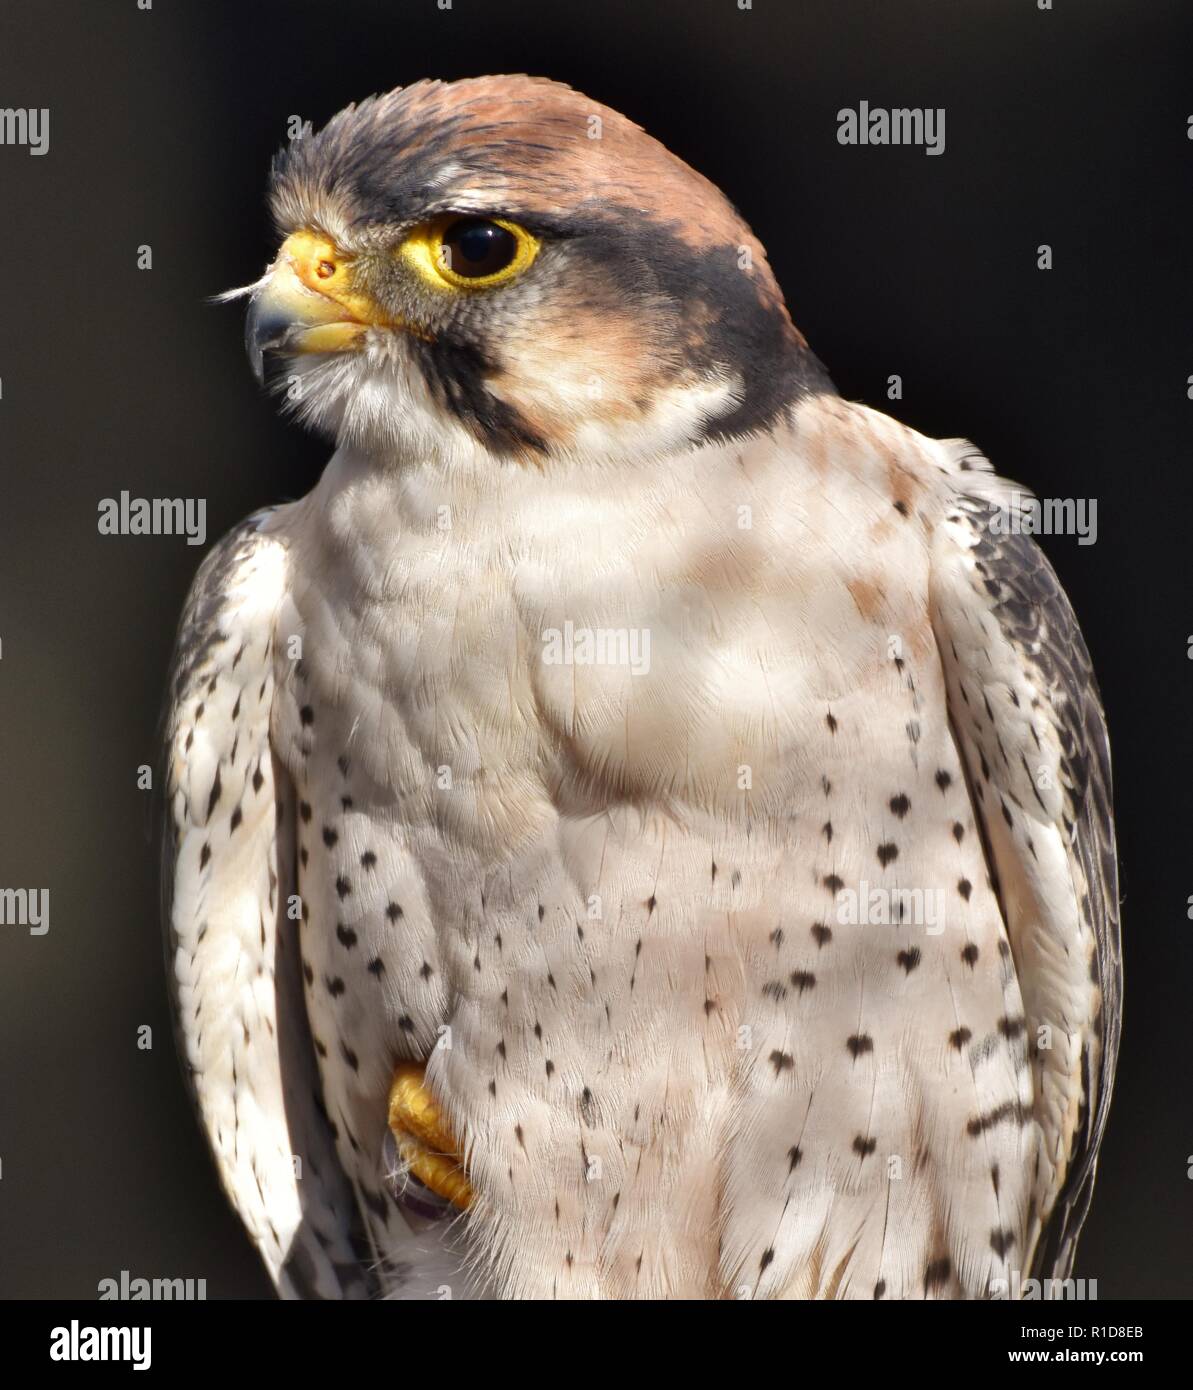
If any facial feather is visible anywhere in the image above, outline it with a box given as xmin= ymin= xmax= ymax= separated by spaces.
xmin=263 ymin=75 xmax=833 ymax=461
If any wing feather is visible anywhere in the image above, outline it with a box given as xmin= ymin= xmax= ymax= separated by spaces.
xmin=930 ymin=473 xmax=1120 ymax=1281
xmin=161 ymin=512 xmax=372 ymax=1298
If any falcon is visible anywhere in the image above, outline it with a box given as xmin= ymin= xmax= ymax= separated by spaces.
xmin=162 ymin=75 xmax=1120 ymax=1300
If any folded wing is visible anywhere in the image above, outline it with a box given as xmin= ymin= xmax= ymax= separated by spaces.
xmin=929 ymin=473 xmax=1120 ymax=1280
xmin=162 ymin=513 xmax=371 ymax=1298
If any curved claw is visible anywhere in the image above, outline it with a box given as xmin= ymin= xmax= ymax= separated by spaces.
xmin=387 ymin=1062 xmax=473 ymax=1210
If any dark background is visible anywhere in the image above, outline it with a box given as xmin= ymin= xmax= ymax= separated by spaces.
xmin=0 ymin=0 xmax=1189 ymax=1299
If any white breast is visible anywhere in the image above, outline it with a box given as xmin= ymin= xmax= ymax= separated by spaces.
xmin=269 ymin=396 xmax=1035 ymax=1298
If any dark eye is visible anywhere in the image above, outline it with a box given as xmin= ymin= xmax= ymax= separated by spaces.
xmin=441 ymin=218 xmax=519 ymax=278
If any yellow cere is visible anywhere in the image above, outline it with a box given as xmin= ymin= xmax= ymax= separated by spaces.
xmin=278 ymin=230 xmax=376 ymax=319
xmin=399 ymin=214 xmax=540 ymax=291
xmin=274 ymin=229 xmax=435 ymax=344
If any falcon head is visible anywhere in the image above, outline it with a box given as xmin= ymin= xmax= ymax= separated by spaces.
xmin=242 ymin=75 xmax=831 ymax=463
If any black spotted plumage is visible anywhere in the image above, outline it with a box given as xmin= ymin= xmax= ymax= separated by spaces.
xmin=937 ymin=492 xmax=1121 ymax=1282
xmin=161 ymin=515 xmax=375 ymax=1299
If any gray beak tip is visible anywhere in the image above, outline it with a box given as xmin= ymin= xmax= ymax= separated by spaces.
xmin=244 ymin=291 xmax=289 ymax=388
xmin=248 ymin=343 xmax=266 ymax=387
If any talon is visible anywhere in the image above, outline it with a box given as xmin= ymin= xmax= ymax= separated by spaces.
xmin=387 ymin=1061 xmax=472 ymax=1209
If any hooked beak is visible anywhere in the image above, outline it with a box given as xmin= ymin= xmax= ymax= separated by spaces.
xmin=243 ymin=230 xmax=375 ymax=385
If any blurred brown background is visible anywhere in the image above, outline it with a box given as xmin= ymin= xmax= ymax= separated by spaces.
xmin=0 ymin=0 xmax=1189 ymax=1298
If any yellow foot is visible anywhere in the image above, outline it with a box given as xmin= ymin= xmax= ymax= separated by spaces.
xmin=387 ymin=1062 xmax=472 ymax=1210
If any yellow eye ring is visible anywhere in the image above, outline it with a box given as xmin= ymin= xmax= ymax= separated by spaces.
xmin=399 ymin=215 xmax=539 ymax=291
